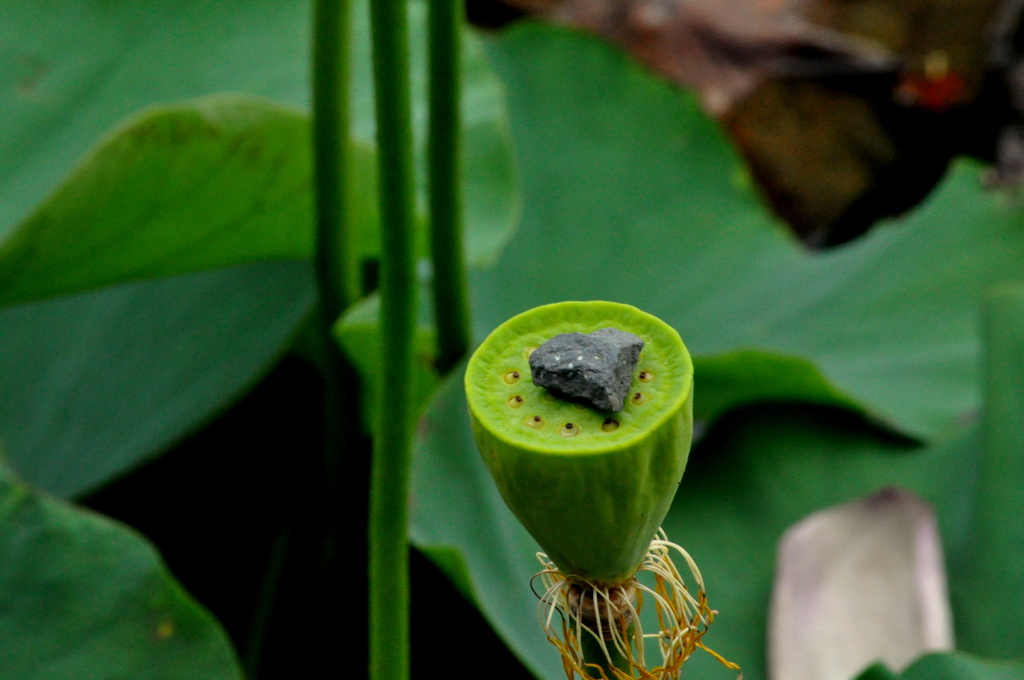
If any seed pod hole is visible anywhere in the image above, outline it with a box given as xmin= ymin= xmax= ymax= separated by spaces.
xmin=507 ymin=395 xmax=524 ymax=409
xmin=524 ymin=346 xmax=537 ymax=360
xmin=631 ymin=391 xmax=648 ymax=406
xmin=601 ymin=418 xmax=620 ymax=432
xmin=541 ymin=391 xmax=557 ymax=403
xmin=638 ymin=370 xmax=654 ymax=383
xmin=560 ymin=422 xmax=579 ymax=437
xmin=502 ymin=370 xmax=521 ymax=385
xmin=572 ymin=401 xmax=587 ymax=411
xmin=525 ymin=415 xmax=545 ymax=429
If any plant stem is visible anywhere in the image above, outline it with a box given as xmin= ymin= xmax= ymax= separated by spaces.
xmin=428 ymin=0 xmax=470 ymax=373
xmin=313 ymin=0 xmax=358 ymax=317
xmin=311 ymin=0 xmax=369 ymax=676
xmin=959 ymin=284 xmax=1024 ymax=655
xmin=581 ymin=627 xmax=634 ymax=679
xmin=242 ymin=507 xmax=294 ymax=675
xmin=368 ymin=0 xmax=418 ymax=678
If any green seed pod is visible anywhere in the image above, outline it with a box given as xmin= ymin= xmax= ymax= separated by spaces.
xmin=465 ymin=301 xmax=693 ymax=584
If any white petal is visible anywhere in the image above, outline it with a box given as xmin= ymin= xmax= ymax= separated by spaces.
xmin=768 ymin=488 xmax=953 ymax=680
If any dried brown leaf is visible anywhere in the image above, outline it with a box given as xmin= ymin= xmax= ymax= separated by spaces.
xmin=473 ymin=0 xmax=1022 ymax=246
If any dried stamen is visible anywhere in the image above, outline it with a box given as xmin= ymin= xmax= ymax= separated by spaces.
xmin=531 ymin=530 xmax=740 ymax=680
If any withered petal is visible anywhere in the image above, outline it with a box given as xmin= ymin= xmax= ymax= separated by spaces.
xmin=768 ymin=488 xmax=953 ymax=680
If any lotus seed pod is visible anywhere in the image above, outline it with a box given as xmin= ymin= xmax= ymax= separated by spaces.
xmin=465 ymin=301 xmax=693 ymax=584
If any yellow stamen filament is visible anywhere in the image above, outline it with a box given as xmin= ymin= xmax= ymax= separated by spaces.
xmin=531 ymin=529 xmax=741 ymax=680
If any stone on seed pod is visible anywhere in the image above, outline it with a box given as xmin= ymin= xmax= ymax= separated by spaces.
xmin=529 ymin=327 xmax=644 ymax=412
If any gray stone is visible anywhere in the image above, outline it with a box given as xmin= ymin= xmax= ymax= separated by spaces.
xmin=529 ymin=327 xmax=644 ymax=412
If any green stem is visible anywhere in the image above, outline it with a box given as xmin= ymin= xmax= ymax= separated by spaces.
xmin=368 ymin=0 xmax=418 ymax=678
xmin=581 ymin=626 xmax=634 ymax=679
xmin=313 ymin=0 xmax=358 ymax=317
xmin=959 ymin=284 xmax=1024 ymax=656
xmin=242 ymin=508 xmax=294 ymax=675
xmin=427 ymin=0 xmax=470 ymax=373
xmin=311 ymin=0 xmax=369 ymax=675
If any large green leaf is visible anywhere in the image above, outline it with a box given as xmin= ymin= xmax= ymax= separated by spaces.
xmin=0 ymin=0 xmax=313 ymax=236
xmin=0 ymin=458 xmax=243 ymax=679
xmin=853 ymin=654 xmax=1024 ymax=680
xmin=855 ymin=653 xmax=1024 ymax=680
xmin=0 ymin=261 xmax=314 ymax=499
xmin=0 ymin=1 xmax=319 ymax=502
xmin=693 ymin=349 xmax=864 ymax=422
xmin=856 ymin=664 xmax=901 ymax=680
xmin=898 ymin=653 xmax=1024 ymax=680
xmin=0 ymin=1 xmax=517 ymax=306
xmin=0 ymin=96 xmax=341 ymax=306
xmin=472 ymin=23 xmax=1024 ymax=440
